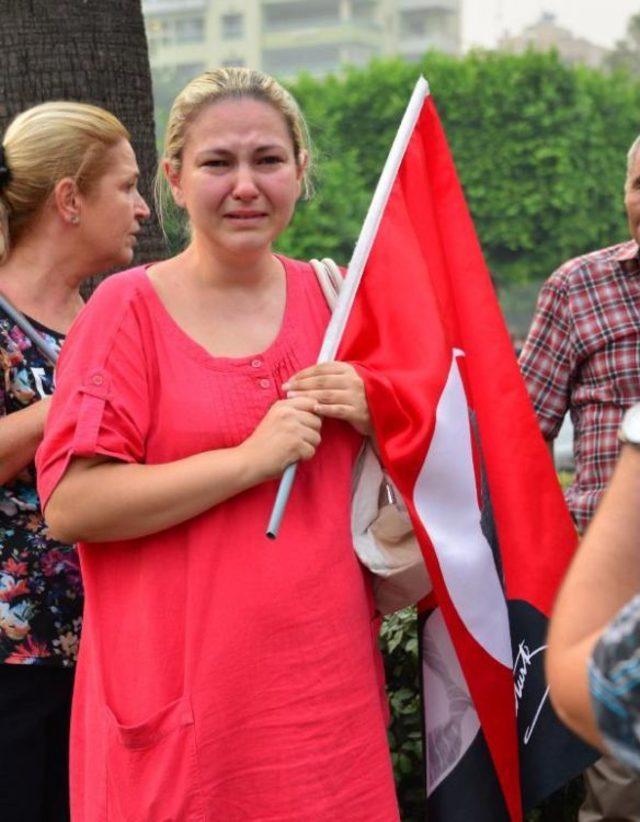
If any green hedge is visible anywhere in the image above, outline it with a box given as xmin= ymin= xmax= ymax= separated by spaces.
xmin=380 ymin=608 xmax=424 ymax=820
xmin=158 ymin=52 xmax=640 ymax=290
xmin=277 ymin=51 xmax=640 ymax=286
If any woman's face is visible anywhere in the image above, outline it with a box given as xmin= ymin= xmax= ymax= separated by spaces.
xmin=167 ymin=97 xmax=306 ymax=260
xmin=76 ymin=139 xmax=150 ymax=270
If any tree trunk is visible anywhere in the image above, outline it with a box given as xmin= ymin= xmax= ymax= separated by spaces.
xmin=0 ymin=0 xmax=166 ymax=288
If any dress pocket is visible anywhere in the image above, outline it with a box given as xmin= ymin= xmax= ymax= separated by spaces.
xmin=105 ymin=695 xmax=206 ymax=822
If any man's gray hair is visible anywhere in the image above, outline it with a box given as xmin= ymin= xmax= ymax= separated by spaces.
xmin=626 ymin=135 xmax=640 ymax=187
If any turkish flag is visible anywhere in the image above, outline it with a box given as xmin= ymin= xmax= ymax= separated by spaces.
xmin=335 ymin=82 xmax=596 ymax=820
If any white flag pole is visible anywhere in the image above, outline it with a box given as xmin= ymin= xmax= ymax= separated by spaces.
xmin=266 ymin=75 xmax=431 ymax=539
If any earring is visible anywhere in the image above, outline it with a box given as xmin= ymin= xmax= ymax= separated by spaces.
xmin=68 ymin=215 xmax=80 ymax=225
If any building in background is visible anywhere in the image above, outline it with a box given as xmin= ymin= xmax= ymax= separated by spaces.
xmin=498 ymin=12 xmax=606 ymax=69
xmin=143 ymin=0 xmax=462 ymax=81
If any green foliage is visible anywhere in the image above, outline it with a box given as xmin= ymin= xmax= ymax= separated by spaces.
xmin=159 ymin=195 xmax=189 ymax=256
xmin=496 ymin=279 xmax=547 ymax=336
xmin=279 ymin=51 xmax=640 ymax=285
xmin=276 ymin=150 xmax=370 ymax=262
xmin=605 ymin=12 xmax=640 ymax=74
xmin=379 ymin=608 xmax=425 ymax=821
xmin=557 ymin=470 xmax=574 ymax=490
xmin=151 ymin=51 xmax=640 ymax=287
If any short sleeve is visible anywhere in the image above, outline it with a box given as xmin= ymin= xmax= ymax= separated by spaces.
xmin=36 ymin=273 xmax=151 ymax=509
xmin=589 ymin=593 xmax=640 ymax=773
xmin=519 ymin=276 xmax=574 ymax=440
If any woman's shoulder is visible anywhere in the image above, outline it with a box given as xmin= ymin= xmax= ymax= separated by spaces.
xmin=89 ymin=265 xmax=150 ymax=305
xmin=279 ymin=255 xmax=345 ymax=275
xmin=62 ymin=266 xmax=154 ymax=360
xmin=279 ymin=255 xmax=346 ymax=290
xmin=76 ymin=266 xmax=152 ymax=326
xmin=278 ymin=255 xmax=313 ymax=274
xmin=280 ymin=255 xmax=346 ymax=315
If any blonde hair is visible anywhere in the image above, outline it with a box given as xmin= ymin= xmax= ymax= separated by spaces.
xmin=0 ymin=101 xmax=129 ymax=263
xmin=156 ymin=67 xmax=313 ymax=234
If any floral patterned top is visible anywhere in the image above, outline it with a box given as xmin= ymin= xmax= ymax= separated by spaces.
xmin=0 ymin=307 xmax=82 ymax=666
xmin=589 ymin=592 xmax=640 ymax=772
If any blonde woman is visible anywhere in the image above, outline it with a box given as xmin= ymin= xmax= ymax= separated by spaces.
xmin=0 ymin=102 xmax=149 ymax=821
xmin=38 ymin=69 xmax=399 ymax=820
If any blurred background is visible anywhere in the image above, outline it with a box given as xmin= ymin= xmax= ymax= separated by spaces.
xmin=143 ymin=0 xmax=640 ymax=344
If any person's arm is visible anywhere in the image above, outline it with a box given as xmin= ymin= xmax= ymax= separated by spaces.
xmin=546 ymin=444 xmax=640 ymax=749
xmin=44 ymin=396 xmax=321 ymax=544
xmin=0 ymin=397 xmax=50 ymax=485
xmin=519 ymin=276 xmax=573 ymax=446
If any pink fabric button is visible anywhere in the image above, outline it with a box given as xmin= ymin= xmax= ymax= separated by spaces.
xmin=92 ymin=375 xmax=104 ymax=386
xmin=251 ymin=359 xmax=262 ymax=368
xmin=259 ymin=378 xmax=270 ymax=389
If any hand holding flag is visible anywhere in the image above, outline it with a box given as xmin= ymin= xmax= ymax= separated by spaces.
xmin=270 ymin=76 xmax=597 ymax=818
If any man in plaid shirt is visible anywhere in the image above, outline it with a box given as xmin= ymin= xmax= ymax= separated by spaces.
xmin=520 ymin=136 xmax=640 ymax=820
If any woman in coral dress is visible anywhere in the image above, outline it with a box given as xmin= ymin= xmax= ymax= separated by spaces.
xmin=37 ymin=68 xmax=399 ymax=821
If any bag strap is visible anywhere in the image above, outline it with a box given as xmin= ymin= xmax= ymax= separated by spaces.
xmin=309 ymin=258 xmax=343 ymax=310
xmin=310 ymin=257 xmax=399 ymax=507
xmin=0 ymin=291 xmax=59 ymax=365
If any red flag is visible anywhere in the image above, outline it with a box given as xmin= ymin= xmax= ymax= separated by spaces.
xmin=335 ymin=82 xmax=595 ymax=819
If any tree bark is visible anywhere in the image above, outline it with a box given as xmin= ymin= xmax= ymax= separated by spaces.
xmin=0 ymin=0 xmax=166 ymax=287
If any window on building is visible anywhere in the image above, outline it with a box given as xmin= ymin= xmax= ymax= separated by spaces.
xmin=175 ymin=17 xmax=205 ymax=43
xmin=146 ymin=15 xmax=204 ymax=47
xmin=352 ymin=0 xmax=377 ymax=25
xmin=175 ymin=63 xmax=207 ymax=83
xmin=146 ymin=18 xmax=164 ymax=37
xmin=151 ymin=62 xmax=206 ymax=110
xmin=144 ymin=0 xmax=206 ymax=8
xmin=146 ymin=17 xmax=167 ymax=46
xmin=221 ymin=13 xmax=244 ymax=39
xmin=145 ymin=18 xmax=160 ymax=53
xmin=399 ymin=8 xmax=453 ymax=40
xmin=262 ymin=0 xmax=339 ymax=33
xmin=400 ymin=9 xmax=431 ymax=37
xmin=222 ymin=57 xmax=246 ymax=67
xmin=263 ymin=43 xmax=341 ymax=76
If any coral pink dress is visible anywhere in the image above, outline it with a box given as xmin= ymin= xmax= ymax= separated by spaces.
xmin=37 ymin=258 xmax=399 ymax=821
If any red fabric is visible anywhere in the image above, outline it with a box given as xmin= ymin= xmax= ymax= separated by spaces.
xmin=337 ymin=95 xmax=578 ymax=819
xmin=36 ymin=260 xmax=399 ymax=821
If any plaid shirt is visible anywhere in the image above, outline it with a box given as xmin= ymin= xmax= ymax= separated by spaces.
xmin=520 ymin=240 xmax=640 ymax=533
